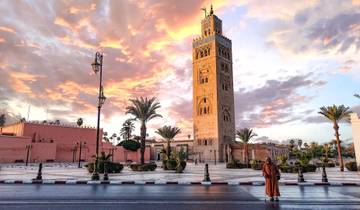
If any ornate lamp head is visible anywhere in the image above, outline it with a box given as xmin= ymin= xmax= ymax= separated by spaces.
xmin=99 ymin=87 xmax=106 ymax=106
xmin=91 ymin=52 xmax=102 ymax=74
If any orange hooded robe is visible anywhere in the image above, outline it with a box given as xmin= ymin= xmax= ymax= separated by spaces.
xmin=262 ymin=162 xmax=280 ymax=197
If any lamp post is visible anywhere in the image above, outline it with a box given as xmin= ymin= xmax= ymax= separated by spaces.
xmin=110 ymin=148 xmax=115 ymax=162
xmin=77 ymin=141 xmax=86 ymax=168
xmin=91 ymin=52 xmax=106 ymax=180
xmin=72 ymin=145 xmax=77 ymax=163
xmin=25 ymin=145 xmax=32 ymax=166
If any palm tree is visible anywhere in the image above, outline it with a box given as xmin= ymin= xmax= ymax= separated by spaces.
xmin=310 ymin=142 xmax=317 ymax=158
xmin=319 ymin=105 xmax=352 ymax=171
xmin=0 ymin=114 xmax=5 ymax=127
xmin=323 ymin=143 xmax=330 ymax=159
xmin=120 ymin=119 xmax=135 ymax=141
xmin=156 ymin=125 xmax=181 ymax=158
xmin=125 ymin=97 xmax=162 ymax=164
xmin=103 ymin=132 xmax=109 ymax=142
xmin=303 ymin=143 xmax=309 ymax=150
xmin=288 ymin=139 xmax=295 ymax=151
xmin=236 ymin=128 xmax=257 ymax=166
xmin=297 ymin=139 xmax=303 ymax=150
xmin=76 ymin=118 xmax=83 ymax=127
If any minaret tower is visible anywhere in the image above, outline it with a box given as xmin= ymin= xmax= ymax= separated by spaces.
xmin=192 ymin=5 xmax=235 ymax=163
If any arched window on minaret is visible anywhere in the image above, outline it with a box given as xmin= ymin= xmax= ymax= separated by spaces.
xmin=223 ymin=109 xmax=231 ymax=122
xmin=199 ymin=70 xmax=209 ymax=84
xmin=198 ymin=97 xmax=211 ymax=116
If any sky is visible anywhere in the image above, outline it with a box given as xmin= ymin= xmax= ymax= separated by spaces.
xmin=0 ymin=0 xmax=359 ymax=145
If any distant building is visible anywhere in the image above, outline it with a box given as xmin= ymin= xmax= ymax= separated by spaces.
xmin=192 ymin=6 xmax=235 ymax=162
xmin=350 ymin=113 xmax=360 ymax=170
xmin=147 ymin=138 xmax=288 ymax=164
xmin=147 ymin=139 xmax=193 ymax=161
xmin=0 ymin=121 xmax=149 ymax=163
xmin=231 ymin=143 xmax=289 ymax=163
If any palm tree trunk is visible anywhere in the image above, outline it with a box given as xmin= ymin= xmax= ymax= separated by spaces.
xmin=333 ymin=122 xmax=344 ymax=172
xmin=245 ymin=143 xmax=249 ymax=167
xmin=166 ymin=140 xmax=171 ymax=158
xmin=140 ymin=121 xmax=146 ymax=165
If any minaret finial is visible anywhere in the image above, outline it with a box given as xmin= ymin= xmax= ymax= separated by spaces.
xmin=201 ymin=7 xmax=207 ymax=18
xmin=210 ymin=4 xmax=214 ymax=15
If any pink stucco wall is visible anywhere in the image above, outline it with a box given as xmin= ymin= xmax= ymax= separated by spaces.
xmin=0 ymin=135 xmax=31 ymax=162
xmin=0 ymin=122 xmax=150 ymax=163
xmin=102 ymin=141 xmax=151 ymax=162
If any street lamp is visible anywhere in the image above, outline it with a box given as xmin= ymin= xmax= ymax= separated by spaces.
xmin=77 ymin=141 xmax=86 ymax=168
xmin=72 ymin=146 xmax=77 ymax=163
xmin=25 ymin=145 xmax=32 ymax=166
xmin=91 ymin=51 xmax=106 ymax=181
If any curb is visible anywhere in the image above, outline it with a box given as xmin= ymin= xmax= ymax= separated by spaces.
xmin=1 ymin=180 xmax=359 ymax=186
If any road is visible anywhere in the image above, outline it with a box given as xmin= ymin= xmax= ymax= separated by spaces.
xmin=0 ymin=184 xmax=360 ymax=210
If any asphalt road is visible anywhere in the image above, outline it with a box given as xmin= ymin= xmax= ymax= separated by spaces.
xmin=0 ymin=184 xmax=360 ymax=210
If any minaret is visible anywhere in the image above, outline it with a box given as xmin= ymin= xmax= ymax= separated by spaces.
xmin=192 ymin=6 xmax=235 ymax=163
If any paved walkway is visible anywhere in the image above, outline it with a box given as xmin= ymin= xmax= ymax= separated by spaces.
xmin=1 ymin=185 xmax=360 ymax=209
xmin=0 ymin=162 xmax=359 ymax=183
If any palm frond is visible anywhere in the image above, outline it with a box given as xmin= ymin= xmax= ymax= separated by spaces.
xmin=236 ymin=128 xmax=257 ymax=143
xmin=156 ymin=125 xmax=181 ymax=140
xmin=318 ymin=105 xmax=352 ymax=122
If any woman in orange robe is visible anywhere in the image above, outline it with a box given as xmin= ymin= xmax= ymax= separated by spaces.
xmin=262 ymin=157 xmax=280 ymax=201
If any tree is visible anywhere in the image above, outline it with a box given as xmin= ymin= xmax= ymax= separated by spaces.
xmin=310 ymin=142 xmax=318 ymax=158
xmin=303 ymin=143 xmax=309 ymax=151
xmin=236 ymin=128 xmax=257 ymax=166
xmin=319 ymin=105 xmax=352 ymax=171
xmin=156 ymin=125 xmax=181 ymax=158
xmin=288 ymin=139 xmax=295 ymax=152
xmin=103 ymin=132 xmax=110 ymax=142
xmin=125 ymin=97 xmax=162 ymax=165
xmin=76 ymin=118 xmax=83 ymax=127
xmin=323 ymin=143 xmax=330 ymax=159
xmin=297 ymin=139 xmax=303 ymax=150
xmin=120 ymin=119 xmax=135 ymax=141
xmin=0 ymin=114 xmax=5 ymax=127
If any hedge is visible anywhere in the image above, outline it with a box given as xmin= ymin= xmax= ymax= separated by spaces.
xmin=85 ymin=162 xmax=124 ymax=173
xmin=345 ymin=161 xmax=358 ymax=171
xmin=226 ymin=161 xmax=248 ymax=169
xmin=279 ymin=164 xmax=316 ymax=173
xmin=130 ymin=163 xmax=157 ymax=171
xmin=118 ymin=140 xmax=140 ymax=151
xmin=251 ymin=160 xmax=264 ymax=170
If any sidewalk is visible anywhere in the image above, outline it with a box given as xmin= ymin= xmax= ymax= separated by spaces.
xmin=0 ymin=162 xmax=359 ymax=184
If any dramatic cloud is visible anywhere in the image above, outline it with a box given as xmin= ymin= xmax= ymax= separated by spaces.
xmin=0 ymin=0 xmax=358 ymax=141
xmin=235 ymin=74 xmax=326 ymax=128
xmin=266 ymin=0 xmax=360 ymax=56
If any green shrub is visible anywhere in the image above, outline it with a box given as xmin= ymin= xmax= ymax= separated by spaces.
xmin=226 ymin=161 xmax=248 ymax=169
xmin=279 ymin=164 xmax=297 ymax=173
xmin=277 ymin=155 xmax=288 ymax=165
xmin=251 ymin=160 xmax=264 ymax=170
xmin=303 ymin=164 xmax=317 ymax=172
xmin=162 ymin=150 xmax=187 ymax=173
xmin=316 ymin=162 xmax=335 ymax=168
xmin=130 ymin=163 xmax=157 ymax=171
xmin=166 ymin=159 xmax=177 ymax=170
xmin=279 ymin=164 xmax=317 ymax=173
xmin=175 ymin=160 xmax=187 ymax=173
xmin=326 ymin=162 xmax=335 ymax=167
xmin=119 ymin=140 xmax=140 ymax=151
xmin=85 ymin=162 xmax=124 ymax=173
xmin=345 ymin=161 xmax=358 ymax=171
xmin=162 ymin=160 xmax=169 ymax=170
